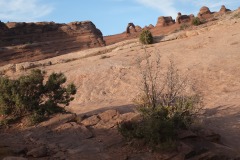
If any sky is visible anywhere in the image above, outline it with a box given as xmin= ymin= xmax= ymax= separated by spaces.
xmin=0 ymin=0 xmax=239 ymax=36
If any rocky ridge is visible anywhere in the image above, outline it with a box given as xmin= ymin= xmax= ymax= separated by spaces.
xmin=0 ymin=21 xmax=105 ymax=66
xmin=0 ymin=5 xmax=236 ymax=67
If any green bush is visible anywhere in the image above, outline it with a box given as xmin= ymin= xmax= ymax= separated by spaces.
xmin=118 ymin=52 xmax=202 ymax=150
xmin=0 ymin=69 xmax=76 ymax=125
xmin=139 ymin=30 xmax=153 ymax=45
xmin=192 ymin=17 xmax=201 ymax=26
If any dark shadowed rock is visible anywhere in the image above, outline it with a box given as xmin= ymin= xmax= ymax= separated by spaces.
xmin=156 ymin=16 xmax=175 ymax=27
xmin=198 ymin=129 xmax=221 ymax=143
xmin=12 ymin=147 xmax=27 ymax=155
xmin=178 ymin=130 xmax=197 ymax=139
xmin=27 ymin=146 xmax=48 ymax=158
xmin=3 ymin=157 xmax=27 ymax=160
xmin=40 ymin=113 xmax=77 ymax=128
xmin=176 ymin=12 xmax=192 ymax=24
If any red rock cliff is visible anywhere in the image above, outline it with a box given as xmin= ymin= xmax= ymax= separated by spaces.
xmin=0 ymin=21 xmax=105 ymax=66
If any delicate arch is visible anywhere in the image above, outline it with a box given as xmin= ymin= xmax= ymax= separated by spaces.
xmin=126 ymin=23 xmax=136 ymax=34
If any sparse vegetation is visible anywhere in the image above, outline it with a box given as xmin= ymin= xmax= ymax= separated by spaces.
xmin=0 ymin=69 xmax=76 ymax=126
xmin=139 ymin=30 xmax=153 ymax=45
xmin=233 ymin=13 xmax=240 ymax=19
xmin=180 ymin=24 xmax=189 ymax=30
xmin=118 ymin=50 xmax=202 ymax=150
xmin=192 ymin=17 xmax=202 ymax=26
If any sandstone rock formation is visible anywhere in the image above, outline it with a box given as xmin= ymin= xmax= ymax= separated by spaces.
xmin=126 ymin=22 xmax=137 ymax=34
xmin=148 ymin=24 xmax=154 ymax=29
xmin=176 ymin=12 xmax=194 ymax=24
xmin=219 ymin=5 xmax=231 ymax=13
xmin=0 ymin=21 xmax=105 ymax=66
xmin=156 ymin=16 xmax=175 ymax=27
xmin=198 ymin=6 xmax=212 ymax=19
xmin=135 ymin=25 xmax=142 ymax=32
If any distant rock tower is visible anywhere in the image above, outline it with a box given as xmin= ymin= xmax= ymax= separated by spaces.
xmin=156 ymin=16 xmax=175 ymax=27
xmin=176 ymin=12 xmax=193 ymax=24
xmin=219 ymin=5 xmax=231 ymax=13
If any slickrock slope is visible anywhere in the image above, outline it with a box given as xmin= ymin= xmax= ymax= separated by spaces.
xmin=0 ymin=21 xmax=105 ymax=66
xmin=1 ymin=6 xmax=240 ymax=160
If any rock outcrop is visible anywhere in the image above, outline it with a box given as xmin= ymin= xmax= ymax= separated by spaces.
xmin=148 ymin=24 xmax=154 ymax=29
xmin=135 ymin=25 xmax=142 ymax=32
xmin=176 ymin=12 xmax=194 ymax=24
xmin=219 ymin=5 xmax=231 ymax=13
xmin=1 ymin=110 xmax=239 ymax=159
xmin=156 ymin=16 xmax=175 ymax=27
xmin=0 ymin=21 xmax=105 ymax=66
xmin=198 ymin=6 xmax=212 ymax=19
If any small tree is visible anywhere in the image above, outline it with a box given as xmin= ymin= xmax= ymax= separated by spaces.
xmin=0 ymin=69 xmax=76 ymax=125
xmin=139 ymin=30 xmax=153 ymax=45
xmin=192 ymin=17 xmax=201 ymax=26
xmin=118 ymin=50 xmax=202 ymax=149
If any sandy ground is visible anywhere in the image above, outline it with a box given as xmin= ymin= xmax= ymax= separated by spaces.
xmin=2 ymin=12 xmax=240 ymax=151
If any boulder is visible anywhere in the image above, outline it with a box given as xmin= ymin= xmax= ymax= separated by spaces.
xmin=81 ymin=115 xmax=100 ymax=126
xmin=198 ymin=6 xmax=211 ymax=18
xmin=98 ymin=109 xmax=120 ymax=122
xmin=156 ymin=16 xmax=175 ymax=27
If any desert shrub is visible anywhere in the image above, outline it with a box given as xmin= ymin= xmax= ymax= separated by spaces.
xmin=118 ymin=51 xmax=202 ymax=149
xmin=180 ymin=24 xmax=189 ymax=30
xmin=0 ymin=69 xmax=76 ymax=125
xmin=192 ymin=17 xmax=201 ymax=26
xmin=139 ymin=30 xmax=153 ymax=45
xmin=233 ymin=13 xmax=240 ymax=19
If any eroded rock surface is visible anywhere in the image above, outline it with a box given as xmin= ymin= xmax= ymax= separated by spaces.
xmin=0 ymin=21 xmax=105 ymax=67
xmin=1 ymin=110 xmax=239 ymax=160
xmin=156 ymin=16 xmax=175 ymax=27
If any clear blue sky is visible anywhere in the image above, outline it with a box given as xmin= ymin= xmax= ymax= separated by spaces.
xmin=0 ymin=0 xmax=239 ymax=36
